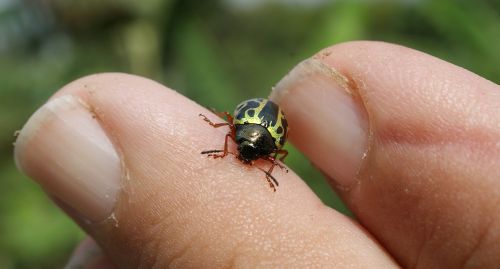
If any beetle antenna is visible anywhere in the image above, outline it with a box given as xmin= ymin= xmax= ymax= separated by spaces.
xmin=201 ymin=150 xmax=224 ymax=154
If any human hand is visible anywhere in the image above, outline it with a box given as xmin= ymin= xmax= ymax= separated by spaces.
xmin=14 ymin=42 xmax=500 ymax=268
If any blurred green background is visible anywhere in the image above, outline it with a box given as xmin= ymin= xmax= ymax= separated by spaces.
xmin=1 ymin=0 xmax=499 ymax=268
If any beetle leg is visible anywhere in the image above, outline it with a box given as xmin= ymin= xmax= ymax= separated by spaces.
xmin=255 ymin=154 xmax=285 ymax=192
xmin=201 ymin=132 xmax=233 ymax=159
xmin=199 ymin=113 xmax=236 ymax=141
xmin=213 ymin=111 xmax=234 ymax=123
xmin=199 ymin=113 xmax=231 ymax=128
xmin=276 ymin=149 xmax=289 ymax=162
xmin=264 ymin=152 xmax=288 ymax=175
xmin=257 ymin=168 xmax=277 ymax=192
xmin=214 ymin=112 xmax=236 ymax=140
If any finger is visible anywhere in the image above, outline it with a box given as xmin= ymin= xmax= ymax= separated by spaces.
xmin=14 ymin=73 xmax=398 ymax=268
xmin=66 ymin=237 xmax=117 ymax=269
xmin=270 ymin=41 xmax=500 ymax=268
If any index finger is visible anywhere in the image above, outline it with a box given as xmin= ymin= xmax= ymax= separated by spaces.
xmin=14 ymin=73 xmax=397 ymax=268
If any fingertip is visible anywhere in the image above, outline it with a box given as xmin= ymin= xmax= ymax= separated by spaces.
xmin=270 ymin=56 xmax=369 ymax=187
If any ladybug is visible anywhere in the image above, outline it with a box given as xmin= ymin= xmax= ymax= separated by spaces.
xmin=199 ymin=98 xmax=289 ymax=191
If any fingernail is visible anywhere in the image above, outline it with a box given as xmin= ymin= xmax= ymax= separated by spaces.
xmin=270 ymin=58 xmax=368 ymax=186
xmin=14 ymin=95 xmax=121 ymax=222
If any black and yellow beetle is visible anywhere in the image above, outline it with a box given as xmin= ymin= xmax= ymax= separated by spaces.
xmin=199 ymin=98 xmax=289 ymax=191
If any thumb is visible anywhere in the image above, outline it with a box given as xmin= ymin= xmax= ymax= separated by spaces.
xmin=270 ymin=41 xmax=500 ymax=268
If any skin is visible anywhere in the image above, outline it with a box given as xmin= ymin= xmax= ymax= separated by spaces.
xmin=15 ymin=42 xmax=500 ymax=268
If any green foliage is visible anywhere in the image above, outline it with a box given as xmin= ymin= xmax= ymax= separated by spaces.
xmin=1 ymin=0 xmax=498 ymax=267
xmin=0 ymin=161 xmax=83 ymax=268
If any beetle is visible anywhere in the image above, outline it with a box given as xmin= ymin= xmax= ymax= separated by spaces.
xmin=199 ymin=98 xmax=289 ymax=191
